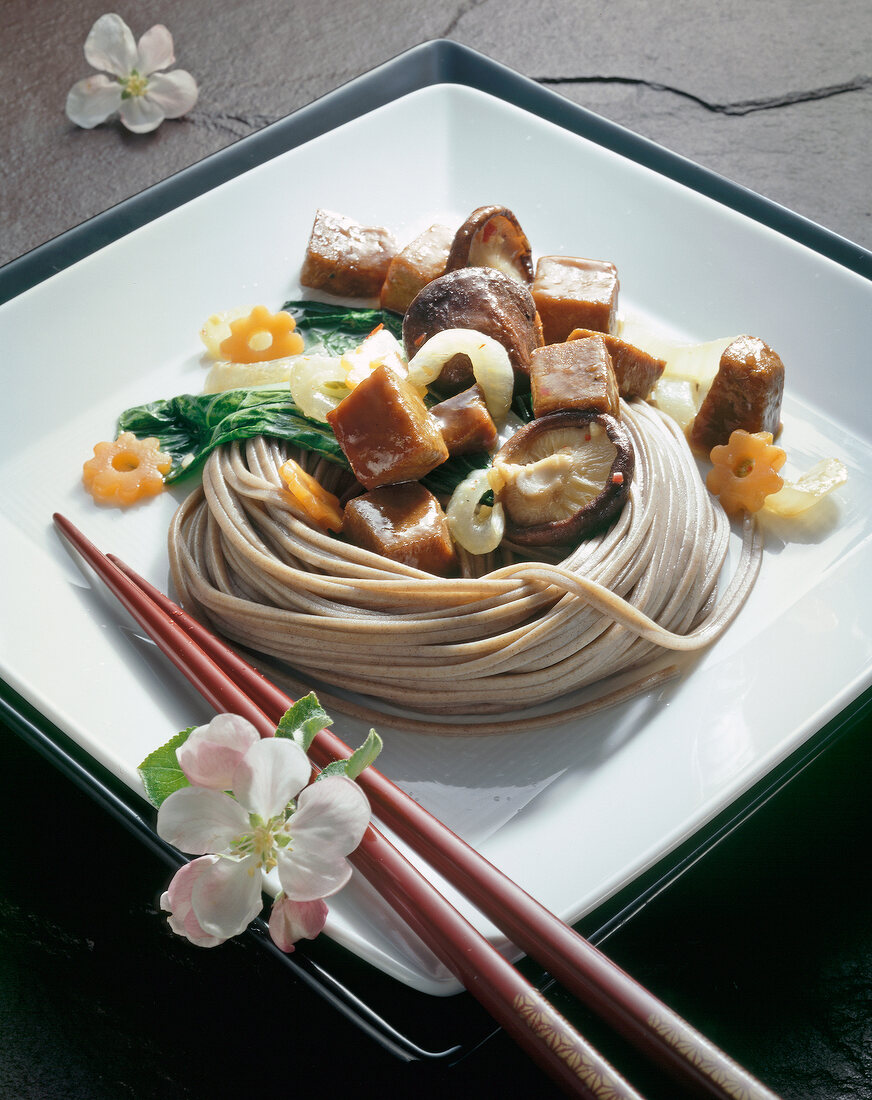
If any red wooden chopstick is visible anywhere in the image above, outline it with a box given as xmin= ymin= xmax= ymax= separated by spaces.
xmin=54 ymin=514 xmax=641 ymax=1100
xmin=55 ymin=513 xmax=780 ymax=1100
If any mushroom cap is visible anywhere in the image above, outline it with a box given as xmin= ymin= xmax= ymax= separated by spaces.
xmin=445 ymin=205 xmax=534 ymax=284
xmin=403 ymin=267 xmax=542 ymax=392
xmin=493 ymin=410 xmax=634 ymax=545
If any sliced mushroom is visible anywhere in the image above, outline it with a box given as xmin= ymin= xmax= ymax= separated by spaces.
xmin=491 ymin=410 xmax=634 ymax=545
xmin=445 ymin=205 xmax=534 ymax=284
xmin=403 ymin=267 xmax=543 ymax=392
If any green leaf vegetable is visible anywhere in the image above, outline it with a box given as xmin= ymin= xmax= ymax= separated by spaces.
xmin=118 ymin=388 xmax=349 ymax=483
xmin=282 ymin=299 xmax=403 ymax=355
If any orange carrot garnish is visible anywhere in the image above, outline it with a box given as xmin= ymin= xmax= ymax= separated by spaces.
xmin=707 ymin=429 xmax=786 ymax=515
xmin=218 ymin=305 xmax=304 ymax=363
xmin=83 ymin=432 xmax=172 ymax=506
xmin=279 ymin=458 xmax=344 ymax=532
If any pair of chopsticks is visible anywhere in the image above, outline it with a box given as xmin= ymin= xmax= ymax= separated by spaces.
xmin=54 ymin=513 xmax=780 ymax=1100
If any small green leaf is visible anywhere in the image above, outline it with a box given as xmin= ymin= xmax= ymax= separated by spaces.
xmin=317 ymin=759 xmax=354 ymax=779
xmin=344 ymin=729 xmax=383 ymax=779
xmin=315 ymin=729 xmax=382 ymax=782
xmin=137 ymin=728 xmax=193 ymax=808
xmin=275 ymin=693 xmax=332 ymax=753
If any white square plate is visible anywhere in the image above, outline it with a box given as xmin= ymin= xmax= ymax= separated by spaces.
xmin=3 ymin=72 xmax=872 ymax=996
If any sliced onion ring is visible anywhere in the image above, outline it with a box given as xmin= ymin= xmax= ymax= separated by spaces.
xmin=764 ymin=457 xmax=848 ymax=517
xmin=407 ymin=329 xmax=514 ymax=422
xmin=446 ymin=467 xmax=505 ymax=555
xmin=289 ymin=354 xmax=350 ymax=422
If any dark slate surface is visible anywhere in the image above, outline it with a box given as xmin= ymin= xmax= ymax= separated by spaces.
xmin=2 ymin=3 xmax=871 ymax=1098
xmin=2 ymin=0 xmax=870 ymax=262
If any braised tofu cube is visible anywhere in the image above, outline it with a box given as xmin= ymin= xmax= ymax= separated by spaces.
xmin=530 ymin=336 xmax=620 ymax=418
xmin=690 ymin=335 xmax=785 ymax=452
xmin=326 ymin=363 xmax=449 ymax=488
xmin=532 ymin=256 xmax=619 ymax=343
xmin=300 ymin=209 xmax=397 ymax=299
xmin=343 ymin=483 xmax=458 ymax=575
xmin=568 ymin=328 xmax=665 ymax=401
xmin=430 ymin=385 xmax=498 ymax=456
xmin=380 ymin=224 xmax=454 ymax=314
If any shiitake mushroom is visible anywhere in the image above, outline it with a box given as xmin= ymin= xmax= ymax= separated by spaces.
xmin=403 ymin=267 xmax=543 ymax=392
xmin=491 ymin=410 xmax=634 ymax=545
xmin=444 ymin=205 xmax=534 ymax=284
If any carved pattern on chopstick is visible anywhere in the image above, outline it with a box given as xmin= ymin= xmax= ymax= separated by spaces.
xmin=515 ymin=992 xmax=628 ymax=1098
xmin=647 ymin=1012 xmax=768 ymax=1100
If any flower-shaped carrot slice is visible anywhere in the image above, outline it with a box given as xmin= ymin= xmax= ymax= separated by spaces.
xmin=707 ymin=429 xmax=786 ymax=515
xmin=83 ymin=432 xmax=172 ymax=506
xmin=218 ymin=305 xmax=304 ymax=363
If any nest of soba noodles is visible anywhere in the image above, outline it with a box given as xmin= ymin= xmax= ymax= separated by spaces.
xmin=167 ymin=398 xmax=762 ymax=735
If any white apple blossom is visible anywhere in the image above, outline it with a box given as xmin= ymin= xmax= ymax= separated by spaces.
xmin=66 ymin=13 xmax=198 ymax=134
xmin=156 ymin=717 xmax=370 ymax=949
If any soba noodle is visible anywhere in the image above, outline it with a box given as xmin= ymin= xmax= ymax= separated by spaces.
xmin=167 ymin=399 xmax=762 ymax=733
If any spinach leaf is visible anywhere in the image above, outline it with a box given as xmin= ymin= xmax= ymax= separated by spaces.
xmin=118 ymin=389 xmax=348 ymax=483
xmin=282 ymin=299 xmax=403 ymax=356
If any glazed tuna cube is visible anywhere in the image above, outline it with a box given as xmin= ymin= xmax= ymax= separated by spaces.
xmin=532 ymin=256 xmax=619 ymax=343
xmin=300 ymin=209 xmax=397 ymax=298
xmin=568 ymin=328 xmax=665 ymax=400
xmin=690 ymin=335 xmax=785 ymax=451
xmin=380 ymin=223 xmax=454 ymax=314
xmin=326 ymin=363 xmax=449 ymax=488
xmin=343 ymin=483 xmax=458 ymax=575
xmin=530 ymin=336 xmax=620 ymax=418
xmin=429 ymin=385 xmax=498 ymax=456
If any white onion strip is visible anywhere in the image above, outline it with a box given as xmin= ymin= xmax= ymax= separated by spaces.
xmin=407 ymin=328 xmax=514 ymax=421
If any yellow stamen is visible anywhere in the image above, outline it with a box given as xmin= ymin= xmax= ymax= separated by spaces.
xmin=123 ymin=72 xmax=149 ymax=98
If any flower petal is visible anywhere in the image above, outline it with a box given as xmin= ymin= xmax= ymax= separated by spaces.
xmin=233 ymin=738 xmax=310 ymax=819
xmin=177 ymin=714 xmax=260 ymax=790
xmin=136 ymin=24 xmax=175 ymax=74
xmin=156 ymin=786 xmax=248 ymax=854
xmin=65 ymin=75 xmax=122 ymax=129
xmin=145 ymin=70 xmax=199 ymax=117
xmin=118 ymin=94 xmax=165 ymax=134
xmin=84 ymin=13 xmax=137 ymax=77
xmin=277 ymin=776 xmax=370 ymax=901
xmin=190 ymin=854 xmax=263 ymax=939
xmin=161 ymin=856 xmax=225 ymax=947
xmin=269 ymin=895 xmax=328 ymax=952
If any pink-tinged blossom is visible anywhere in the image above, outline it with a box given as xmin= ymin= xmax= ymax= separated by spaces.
xmin=161 ymin=853 xmax=265 ymax=945
xmin=269 ymin=895 xmax=329 ymax=952
xmin=157 ymin=724 xmax=370 ymax=950
xmin=66 ymin=14 xmax=198 ymax=134
xmin=176 ymin=714 xmax=260 ymax=790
